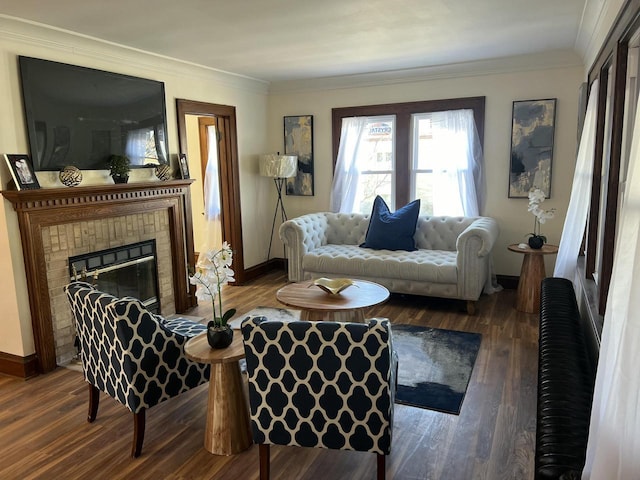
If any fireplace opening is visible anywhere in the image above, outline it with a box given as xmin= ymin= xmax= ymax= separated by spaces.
xmin=68 ymin=240 xmax=161 ymax=313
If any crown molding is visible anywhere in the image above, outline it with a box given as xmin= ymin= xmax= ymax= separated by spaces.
xmin=574 ymin=0 xmax=624 ymax=70
xmin=268 ymin=49 xmax=585 ymax=94
xmin=0 ymin=15 xmax=270 ymax=95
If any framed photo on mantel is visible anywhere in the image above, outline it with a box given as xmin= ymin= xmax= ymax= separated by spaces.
xmin=178 ymin=153 xmax=190 ymax=179
xmin=3 ymin=154 xmax=41 ymax=190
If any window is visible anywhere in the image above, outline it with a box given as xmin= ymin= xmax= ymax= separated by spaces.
xmin=331 ymin=97 xmax=485 ymax=215
xmin=411 ymin=114 xmax=436 ymax=215
xmin=355 ymin=116 xmax=396 ymax=214
xmin=410 ymin=111 xmax=482 ymax=216
xmin=592 ymin=66 xmax=615 ymax=287
xmin=583 ymin=4 xmax=640 ymax=318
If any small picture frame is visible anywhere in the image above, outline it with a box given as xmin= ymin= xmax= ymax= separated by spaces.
xmin=4 ymin=154 xmax=41 ymax=190
xmin=178 ymin=153 xmax=190 ymax=179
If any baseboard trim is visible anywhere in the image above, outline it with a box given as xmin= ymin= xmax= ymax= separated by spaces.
xmin=497 ymin=274 xmax=519 ymax=290
xmin=0 ymin=351 xmax=38 ymax=379
xmin=242 ymin=258 xmax=285 ymax=282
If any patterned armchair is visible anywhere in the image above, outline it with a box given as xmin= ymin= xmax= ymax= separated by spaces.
xmin=64 ymin=281 xmax=210 ymax=457
xmin=241 ymin=317 xmax=396 ymax=480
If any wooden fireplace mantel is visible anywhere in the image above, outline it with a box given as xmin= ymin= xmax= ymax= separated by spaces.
xmin=2 ymin=180 xmax=197 ymax=373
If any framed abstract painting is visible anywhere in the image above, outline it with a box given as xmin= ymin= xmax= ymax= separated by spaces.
xmin=284 ymin=115 xmax=314 ymax=196
xmin=508 ymin=98 xmax=557 ymax=198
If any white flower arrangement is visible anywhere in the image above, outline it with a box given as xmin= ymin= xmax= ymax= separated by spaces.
xmin=189 ymin=241 xmax=236 ymax=328
xmin=527 ymin=187 xmax=556 ymax=243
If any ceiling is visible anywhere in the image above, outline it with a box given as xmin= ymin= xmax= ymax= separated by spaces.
xmin=2 ymin=0 xmax=590 ymax=83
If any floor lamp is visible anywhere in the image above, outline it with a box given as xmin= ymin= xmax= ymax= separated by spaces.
xmin=259 ymin=153 xmax=298 ymax=260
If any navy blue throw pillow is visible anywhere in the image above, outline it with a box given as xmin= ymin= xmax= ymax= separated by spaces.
xmin=360 ymin=196 xmax=420 ymax=251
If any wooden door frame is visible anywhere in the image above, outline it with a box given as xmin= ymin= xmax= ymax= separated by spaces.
xmin=176 ymin=99 xmax=245 ymax=285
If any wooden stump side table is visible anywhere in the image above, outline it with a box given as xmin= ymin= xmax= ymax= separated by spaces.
xmin=508 ymin=243 xmax=559 ymax=314
xmin=184 ymin=332 xmax=252 ymax=455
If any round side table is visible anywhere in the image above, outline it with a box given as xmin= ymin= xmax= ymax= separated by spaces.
xmin=508 ymin=243 xmax=559 ymax=314
xmin=184 ymin=333 xmax=252 ymax=455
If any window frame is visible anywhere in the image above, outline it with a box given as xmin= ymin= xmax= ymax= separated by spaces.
xmin=410 ymin=113 xmax=434 ymax=204
xmin=332 ymin=97 xmax=485 ymax=209
xmin=585 ymin=0 xmax=640 ymax=319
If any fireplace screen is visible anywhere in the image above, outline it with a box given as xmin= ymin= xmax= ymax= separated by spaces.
xmin=68 ymin=240 xmax=160 ymax=313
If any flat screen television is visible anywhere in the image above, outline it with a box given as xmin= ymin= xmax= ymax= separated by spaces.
xmin=19 ymin=56 xmax=169 ymax=171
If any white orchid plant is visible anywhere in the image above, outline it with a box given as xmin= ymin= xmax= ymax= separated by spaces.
xmin=527 ymin=187 xmax=556 ymax=243
xmin=189 ymin=241 xmax=236 ymax=329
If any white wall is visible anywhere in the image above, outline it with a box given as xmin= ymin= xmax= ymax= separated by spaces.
xmin=267 ymin=64 xmax=584 ymax=277
xmin=0 ymin=17 xmax=270 ymax=357
xmin=3 ymin=0 xmax=625 ymax=360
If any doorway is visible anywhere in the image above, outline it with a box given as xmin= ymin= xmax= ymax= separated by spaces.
xmin=197 ymin=116 xmax=223 ymax=251
xmin=176 ymin=99 xmax=245 ymax=287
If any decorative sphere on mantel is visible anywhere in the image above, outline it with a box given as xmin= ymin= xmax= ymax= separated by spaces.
xmin=155 ymin=163 xmax=173 ymax=181
xmin=59 ymin=165 xmax=82 ymax=187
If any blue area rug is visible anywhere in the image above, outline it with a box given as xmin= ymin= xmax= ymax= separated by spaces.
xmin=230 ymin=309 xmax=481 ymax=415
xmin=392 ymin=324 xmax=482 ymax=415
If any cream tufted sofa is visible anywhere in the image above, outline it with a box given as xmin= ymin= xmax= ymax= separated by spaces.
xmin=279 ymin=212 xmax=499 ymax=313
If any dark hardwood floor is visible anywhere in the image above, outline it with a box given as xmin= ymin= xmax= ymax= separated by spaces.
xmin=0 ymin=271 xmax=538 ymax=479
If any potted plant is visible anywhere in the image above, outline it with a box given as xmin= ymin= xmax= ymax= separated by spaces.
xmin=108 ymin=154 xmax=131 ymax=183
xmin=189 ymin=242 xmax=237 ymax=348
xmin=527 ymin=187 xmax=555 ymax=249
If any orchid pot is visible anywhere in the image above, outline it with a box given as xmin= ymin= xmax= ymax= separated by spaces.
xmin=206 ymin=322 xmax=234 ymax=349
xmin=526 ymin=188 xmax=555 ymax=250
xmin=528 ymin=234 xmax=545 ymax=250
xmin=189 ymin=242 xmax=236 ymax=349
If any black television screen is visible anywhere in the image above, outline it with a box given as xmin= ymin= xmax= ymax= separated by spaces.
xmin=19 ymin=56 xmax=169 ymax=171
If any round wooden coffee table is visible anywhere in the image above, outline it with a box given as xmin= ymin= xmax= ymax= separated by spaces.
xmin=508 ymin=243 xmax=559 ymax=313
xmin=184 ymin=332 xmax=252 ymax=455
xmin=276 ymin=279 xmax=390 ymax=322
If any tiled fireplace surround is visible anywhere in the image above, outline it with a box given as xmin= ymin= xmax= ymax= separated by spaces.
xmin=3 ymin=180 xmax=197 ymax=374
xmin=46 ymin=214 xmax=173 ymax=365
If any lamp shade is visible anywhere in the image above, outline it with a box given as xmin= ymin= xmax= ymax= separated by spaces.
xmin=259 ymin=154 xmax=298 ymax=178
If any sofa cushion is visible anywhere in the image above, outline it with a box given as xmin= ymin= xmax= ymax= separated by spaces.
xmin=361 ymin=196 xmax=420 ymax=251
xmin=303 ymin=244 xmax=457 ymax=284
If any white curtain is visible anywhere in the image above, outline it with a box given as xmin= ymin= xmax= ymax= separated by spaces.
xmin=330 ymin=117 xmax=368 ymax=213
xmin=125 ymin=128 xmax=147 ymax=164
xmin=427 ymin=109 xmax=483 ymax=216
xmin=201 ymin=125 xmax=222 ymax=252
xmin=554 ymin=79 xmax=599 ymax=283
xmin=331 ymin=111 xmax=483 ymax=215
xmin=582 ymin=84 xmax=640 ymax=480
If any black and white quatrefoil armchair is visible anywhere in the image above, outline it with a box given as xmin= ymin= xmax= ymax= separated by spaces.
xmin=64 ymin=281 xmax=210 ymax=457
xmin=241 ymin=317 xmax=397 ymax=480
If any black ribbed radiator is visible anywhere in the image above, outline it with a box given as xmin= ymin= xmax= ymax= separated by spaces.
xmin=535 ymin=277 xmax=597 ymax=480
